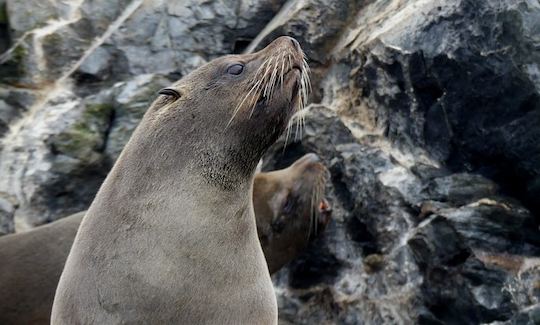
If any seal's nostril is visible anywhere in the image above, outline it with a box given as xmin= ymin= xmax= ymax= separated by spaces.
xmin=290 ymin=38 xmax=300 ymax=50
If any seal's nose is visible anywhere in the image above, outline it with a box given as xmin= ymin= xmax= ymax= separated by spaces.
xmin=272 ymin=36 xmax=302 ymax=52
xmin=289 ymin=37 xmax=300 ymax=51
xmin=293 ymin=153 xmax=321 ymax=168
xmin=303 ymin=153 xmax=320 ymax=163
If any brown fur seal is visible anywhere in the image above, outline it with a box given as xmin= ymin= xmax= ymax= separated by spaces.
xmin=0 ymin=212 xmax=84 ymax=325
xmin=255 ymin=153 xmax=331 ymax=273
xmin=52 ymin=36 xmax=310 ymax=324
xmin=0 ymin=155 xmax=331 ymax=324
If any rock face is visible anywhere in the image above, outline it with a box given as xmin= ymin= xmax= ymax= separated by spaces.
xmin=0 ymin=0 xmax=539 ymax=323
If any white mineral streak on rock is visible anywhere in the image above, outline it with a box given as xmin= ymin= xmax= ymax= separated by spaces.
xmin=0 ymin=0 xmax=144 ymax=230
xmin=243 ymin=0 xmax=306 ymax=53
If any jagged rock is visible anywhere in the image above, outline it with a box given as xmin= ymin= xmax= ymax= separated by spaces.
xmin=0 ymin=90 xmax=113 ymax=230
xmin=5 ymin=0 xmax=61 ymax=38
xmin=76 ymin=46 xmax=112 ymax=80
xmin=0 ymin=0 xmax=8 ymax=53
xmin=263 ymin=106 xmax=537 ymax=324
xmin=502 ymin=304 xmax=540 ymax=325
xmin=440 ymin=201 xmax=540 ymax=255
xmin=408 ymin=215 xmax=471 ymax=269
xmin=0 ymin=98 xmax=13 ymax=135
xmin=424 ymin=173 xmax=499 ymax=205
xmin=0 ymin=193 xmax=15 ymax=235
xmin=105 ymin=73 xmax=172 ymax=162
xmin=334 ymin=0 xmax=540 ymax=218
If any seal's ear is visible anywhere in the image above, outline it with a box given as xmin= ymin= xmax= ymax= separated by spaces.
xmin=158 ymin=88 xmax=181 ymax=100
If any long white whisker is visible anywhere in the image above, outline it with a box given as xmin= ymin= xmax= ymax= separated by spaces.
xmin=262 ymin=57 xmax=275 ymax=98
xmin=268 ymin=54 xmax=281 ymax=100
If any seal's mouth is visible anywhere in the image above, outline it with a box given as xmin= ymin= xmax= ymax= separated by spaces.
xmin=318 ymin=198 xmax=331 ymax=215
xmin=292 ymin=64 xmax=303 ymax=73
xmin=318 ymin=198 xmax=332 ymax=226
xmin=286 ymin=64 xmax=303 ymax=75
xmin=307 ymin=197 xmax=332 ymax=241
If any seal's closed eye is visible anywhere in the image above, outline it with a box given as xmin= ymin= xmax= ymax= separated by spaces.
xmin=227 ymin=64 xmax=244 ymax=75
xmin=158 ymin=88 xmax=181 ymax=99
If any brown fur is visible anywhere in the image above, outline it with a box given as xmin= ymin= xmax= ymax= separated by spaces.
xmin=0 ymin=212 xmax=84 ymax=324
xmin=51 ymin=37 xmax=307 ymax=324
xmin=255 ymin=153 xmax=331 ymax=273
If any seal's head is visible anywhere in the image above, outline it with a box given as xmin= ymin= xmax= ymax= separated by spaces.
xmin=254 ymin=153 xmax=332 ymax=273
xmin=140 ymin=36 xmax=310 ymax=190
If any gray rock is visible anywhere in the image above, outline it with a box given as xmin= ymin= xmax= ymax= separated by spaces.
xmin=0 ymin=90 xmax=113 ymax=230
xmin=425 ymin=173 xmax=499 ymax=205
xmin=105 ymin=74 xmax=171 ymax=162
xmin=0 ymin=87 xmax=37 ymax=136
xmin=263 ymin=106 xmax=535 ymax=324
xmin=75 ymin=45 xmax=112 ymax=78
xmin=0 ymin=0 xmax=8 ymax=53
xmin=0 ymin=193 xmax=15 ymax=235
xmin=5 ymin=0 xmax=61 ymax=37
xmin=338 ymin=0 xmax=540 ymax=217
xmin=440 ymin=202 xmax=539 ymax=255
xmin=408 ymin=215 xmax=471 ymax=269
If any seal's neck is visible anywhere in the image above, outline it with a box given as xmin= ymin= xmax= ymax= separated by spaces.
xmin=94 ymin=122 xmax=257 ymax=225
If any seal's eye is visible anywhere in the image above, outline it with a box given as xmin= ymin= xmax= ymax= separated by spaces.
xmin=158 ymin=88 xmax=181 ymax=99
xmin=227 ymin=64 xmax=244 ymax=75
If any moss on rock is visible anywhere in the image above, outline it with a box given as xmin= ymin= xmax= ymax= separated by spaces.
xmin=363 ymin=254 xmax=385 ymax=274
xmin=48 ymin=102 xmax=114 ymax=164
xmin=0 ymin=2 xmax=7 ymax=24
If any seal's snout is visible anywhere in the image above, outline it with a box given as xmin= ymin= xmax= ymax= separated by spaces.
xmin=303 ymin=153 xmax=321 ymax=163
xmin=289 ymin=37 xmax=301 ymax=51
xmin=231 ymin=36 xmax=310 ymax=124
xmin=271 ymin=36 xmax=302 ymax=53
xmin=293 ymin=153 xmax=322 ymax=169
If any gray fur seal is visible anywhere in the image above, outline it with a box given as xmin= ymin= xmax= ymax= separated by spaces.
xmin=51 ymin=36 xmax=310 ymax=324
xmin=0 ymin=155 xmax=331 ymax=324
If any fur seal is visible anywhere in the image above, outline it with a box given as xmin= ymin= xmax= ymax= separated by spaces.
xmin=0 ymin=155 xmax=331 ymax=325
xmin=255 ymin=153 xmax=331 ymax=273
xmin=51 ymin=36 xmax=310 ymax=324
xmin=0 ymin=212 xmax=84 ymax=325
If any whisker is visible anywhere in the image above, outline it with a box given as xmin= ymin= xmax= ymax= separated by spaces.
xmin=267 ymin=56 xmax=280 ymax=101
xmin=279 ymin=53 xmax=286 ymax=92
xmin=228 ymin=45 xmax=311 ymax=139
xmin=227 ymin=57 xmax=273 ymax=126
xmin=309 ymin=189 xmax=315 ymax=240
xmin=282 ymin=119 xmax=293 ymax=154
xmin=262 ymin=57 xmax=276 ymax=98
xmin=228 ymin=78 xmax=262 ymax=126
xmin=248 ymin=79 xmax=266 ymax=119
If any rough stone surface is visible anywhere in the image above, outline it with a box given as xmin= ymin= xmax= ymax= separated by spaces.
xmin=0 ymin=0 xmax=539 ymax=323
xmin=264 ymin=107 xmax=537 ymax=324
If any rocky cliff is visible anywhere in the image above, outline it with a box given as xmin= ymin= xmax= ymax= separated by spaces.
xmin=1 ymin=0 xmax=539 ymax=323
